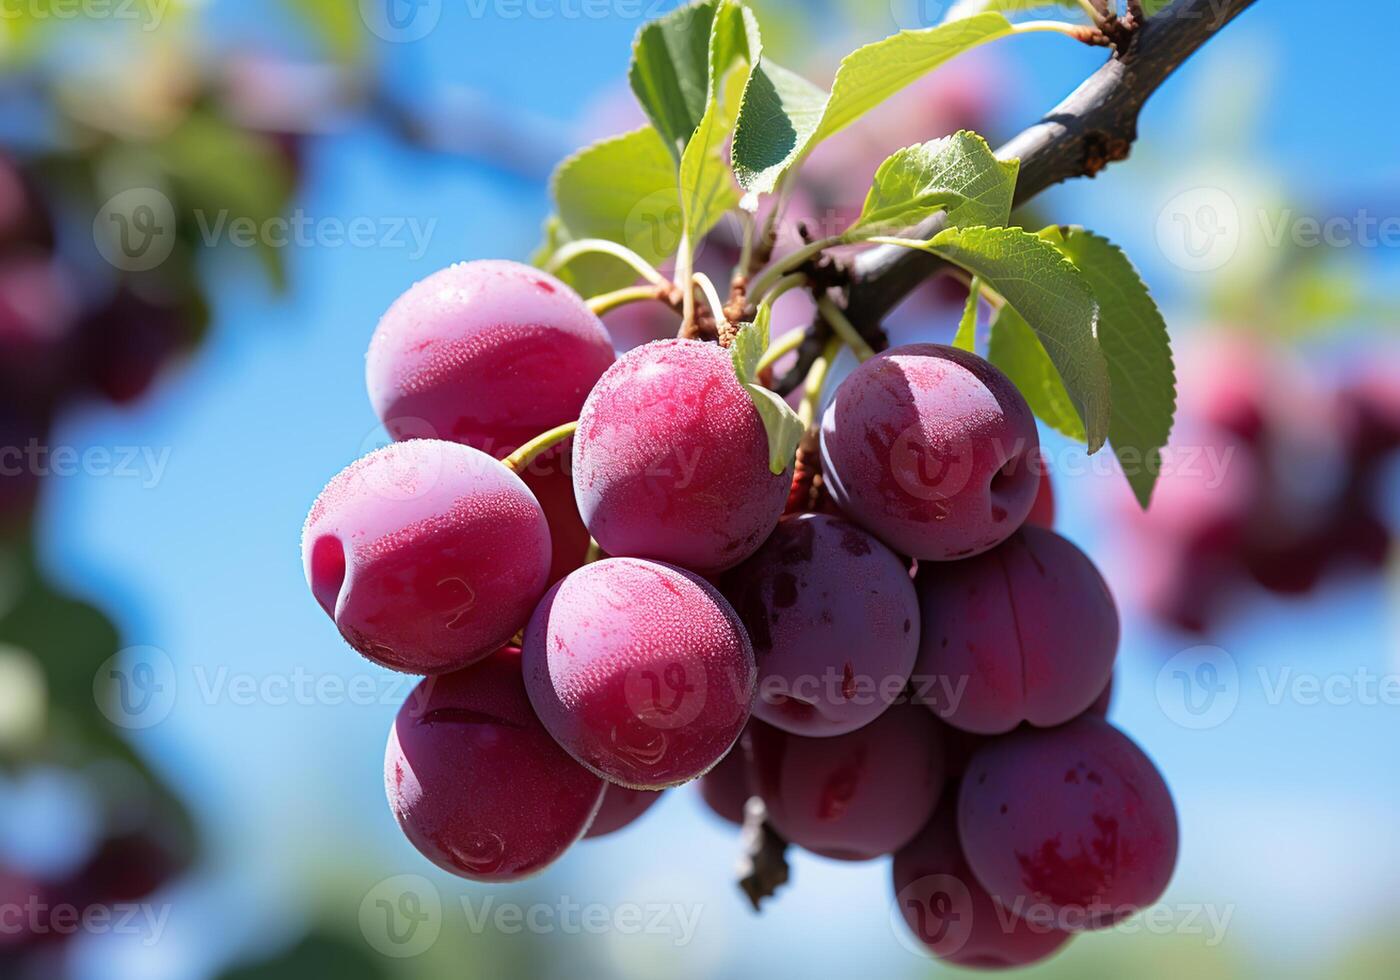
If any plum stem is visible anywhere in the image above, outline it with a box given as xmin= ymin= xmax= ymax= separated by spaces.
xmin=693 ymin=272 xmax=732 ymax=344
xmin=587 ymin=284 xmax=665 ymax=316
xmin=756 ymin=323 xmax=809 ymax=376
xmin=799 ymin=336 xmax=842 ymax=430
xmin=817 ymin=297 xmax=876 ymax=363
xmin=503 ymin=421 xmax=579 ymax=475
xmin=545 ymin=238 xmax=670 ymax=290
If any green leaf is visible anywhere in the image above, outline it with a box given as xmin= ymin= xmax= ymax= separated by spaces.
xmin=679 ymin=1 xmax=760 ymax=244
xmin=1044 ymin=227 xmax=1176 ymax=507
xmin=731 ymin=306 xmax=801 ymax=474
xmin=153 ymin=111 xmax=294 ymax=289
xmin=945 ymin=0 xmax=1080 ymax=20
xmin=849 ymin=131 xmax=1017 ymax=238
xmin=732 ymin=13 xmax=1017 ymax=194
xmin=988 ymin=303 xmax=1087 ymax=441
xmin=543 ymin=126 xmax=680 ymax=296
xmin=892 ymin=225 xmax=1110 ymax=451
xmin=731 ymin=303 xmax=769 ymax=382
xmin=953 ymin=278 xmax=980 ymax=351
xmin=1140 ymin=0 xmax=1173 ymax=15
xmin=730 ymin=60 xmax=829 ymax=194
xmin=629 ymin=0 xmax=727 ymax=159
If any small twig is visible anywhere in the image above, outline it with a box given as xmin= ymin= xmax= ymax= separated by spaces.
xmin=737 ymin=798 xmax=790 ymax=911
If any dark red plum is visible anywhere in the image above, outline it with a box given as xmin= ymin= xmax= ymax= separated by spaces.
xmin=698 ymin=740 xmax=751 ymax=826
xmin=572 ymin=339 xmax=790 ymax=574
xmin=958 ymin=718 xmax=1178 ymax=932
xmin=820 ymin=344 xmax=1039 ymax=561
xmin=721 ymin=513 xmax=919 ymax=736
xmin=302 ymin=439 xmax=551 ymax=674
xmin=914 ymin=527 xmax=1119 ymax=734
xmin=583 ymin=785 xmax=664 ymax=839
xmin=523 ymin=557 xmax=756 ymax=789
xmin=747 ymin=707 xmax=946 ymax=861
xmin=893 ymin=801 xmax=1071 ymax=968
xmin=367 ymin=259 xmax=615 ymax=451
xmin=386 ymin=649 xmax=605 ymax=881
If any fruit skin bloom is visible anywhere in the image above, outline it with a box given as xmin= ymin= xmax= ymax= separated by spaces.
xmin=522 ymin=557 xmax=757 ymax=790
xmin=301 ymin=439 xmax=551 ymax=675
xmin=957 ymin=717 xmax=1179 ymax=932
xmin=721 ymin=513 xmax=920 ymax=737
xmin=571 ymin=339 xmax=791 ymax=576
xmin=892 ymin=801 xmax=1072 ymax=969
xmin=914 ymin=526 xmax=1119 ymax=735
xmin=385 ymin=649 xmax=605 ymax=882
xmin=746 ymin=705 xmax=947 ymax=861
xmin=365 ymin=259 xmax=615 ymax=452
xmin=820 ymin=344 xmax=1040 ymax=561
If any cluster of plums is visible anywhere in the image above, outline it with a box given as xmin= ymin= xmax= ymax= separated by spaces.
xmin=302 ymin=257 xmax=1178 ymax=968
xmin=1112 ymin=334 xmax=1399 ymax=634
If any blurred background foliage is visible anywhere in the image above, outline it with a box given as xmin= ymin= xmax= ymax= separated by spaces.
xmin=1 ymin=1 xmax=1398 ymax=978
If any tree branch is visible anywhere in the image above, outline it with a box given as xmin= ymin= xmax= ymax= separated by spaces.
xmin=773 ymin=0 xmax=1258 ymax=393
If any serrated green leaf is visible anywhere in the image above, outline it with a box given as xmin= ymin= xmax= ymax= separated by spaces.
xmin=1046 ymin=227 xmax=1176 ymax=508
xmin=629 ymin=0 xmax=726 ymax=159
xmin=953 ymin=278 xmax=980 ymax=351
xmin=732 ymin=13 xmax=1017 ymax=194
xmin=543 ymin=126 xmax=679 ymax=296
xmin=849 ymin=131 xmax=1017 ymax=238
xmin=679 ymin=1 xmax=760 ymax=244
xmin=896 ymin=225 xmax=1110 ymax=451
xmin=744 ymin=383 xmax=803 ymax=474
xmin=988 ymin=303 xmax=1087 ymax=441
xmin=730 ymin=60 xmax=829 ymax=193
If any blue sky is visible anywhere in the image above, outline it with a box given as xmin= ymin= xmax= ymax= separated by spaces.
xmin=25 ymin=1 xmax=1400 ymax=976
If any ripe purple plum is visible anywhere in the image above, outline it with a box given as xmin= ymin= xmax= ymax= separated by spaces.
xmin=572 ymin=340 xmax=790 ymax=574
xmin=698 ymin=741 xmax=751 ymax=826
xmin=366 ymin=259 xmax=615 ymax=452
xmin=302 ymin=439 xmax=550 ymax=674
xmin=516 ymin=442 xmax=591 ymax=585
xmin=0 ymin=256 xmax=77 ymax=405
xmin=583 ymin=785 xmax=664 ymax=839
xmin=523 ymin=557 xmax=756 ymax=789
xmin=747 ymin=706 xmax=946 ymax=861
xmin=914 ymin=527 xmax=1119 ymax=734
xmin=893 ymin=801 xmax=1071 ymax=969
xmin=721 ymin=513 xmax=919 ymax=736
xmin=77 ymin=286 xmax=187 ymax=405
xmin=820 ymin=344 xmax=1039 ymax=561
xmin=385 ymin=649 xmax=605 ymax=881
xmin=1026 ymin=454 xmax=1055 ymax=528
xmin=958 ymin=717 xmax=1178 ymax=931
